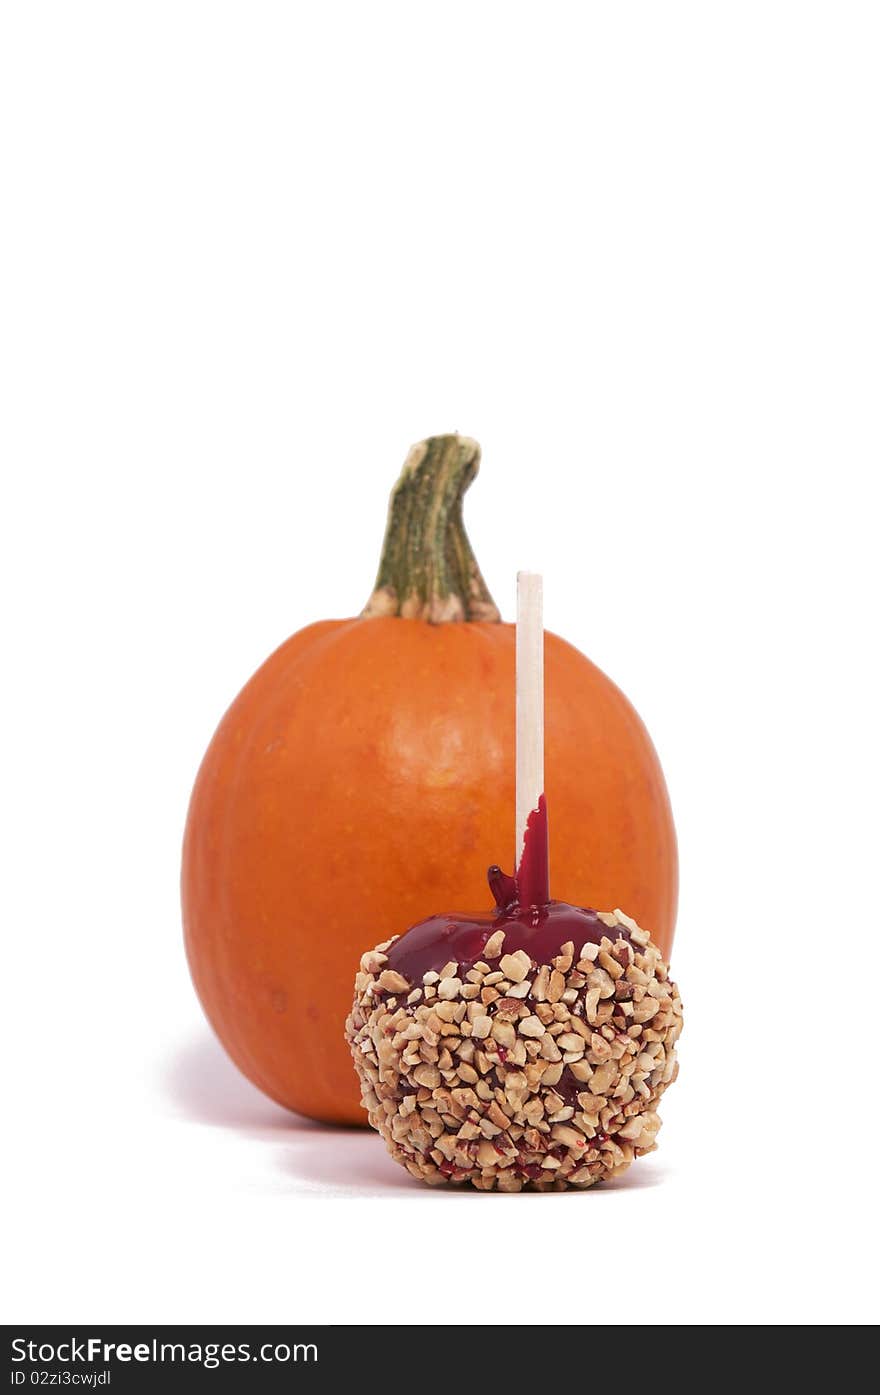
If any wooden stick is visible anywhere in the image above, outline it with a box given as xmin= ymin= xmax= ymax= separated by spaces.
xmin=516 ymin=570 xmax=544 ymax=865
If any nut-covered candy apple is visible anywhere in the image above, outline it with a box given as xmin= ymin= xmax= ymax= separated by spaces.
xmin=346 ymin=889 xmax=681 ymax=1190
xmin=346 ymin=575 xmax=683 ymax=1189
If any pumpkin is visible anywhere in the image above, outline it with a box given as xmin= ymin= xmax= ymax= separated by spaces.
xmin=182 ymin=435 xmax=677 ymax=1125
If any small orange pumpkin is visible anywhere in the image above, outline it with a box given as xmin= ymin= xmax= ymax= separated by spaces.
xmin=182 ymin=435 xmax=677 ymax=1125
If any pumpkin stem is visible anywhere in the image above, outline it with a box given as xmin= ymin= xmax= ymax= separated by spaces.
xmin=362 ymin=434 xmax=501 ymax=623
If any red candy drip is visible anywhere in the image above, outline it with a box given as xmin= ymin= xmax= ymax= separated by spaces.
xmin=385 ymin=796 xmax=628 ymax=984
xmin=516 ymin=793 xmax=549 ymax=908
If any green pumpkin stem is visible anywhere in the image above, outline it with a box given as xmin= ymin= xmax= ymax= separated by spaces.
xmin=362 ymin=434 xmax=501 ymax=623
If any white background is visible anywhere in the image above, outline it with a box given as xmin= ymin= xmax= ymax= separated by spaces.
xmin=2 ymin=2 xmax=878 ymax=1327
